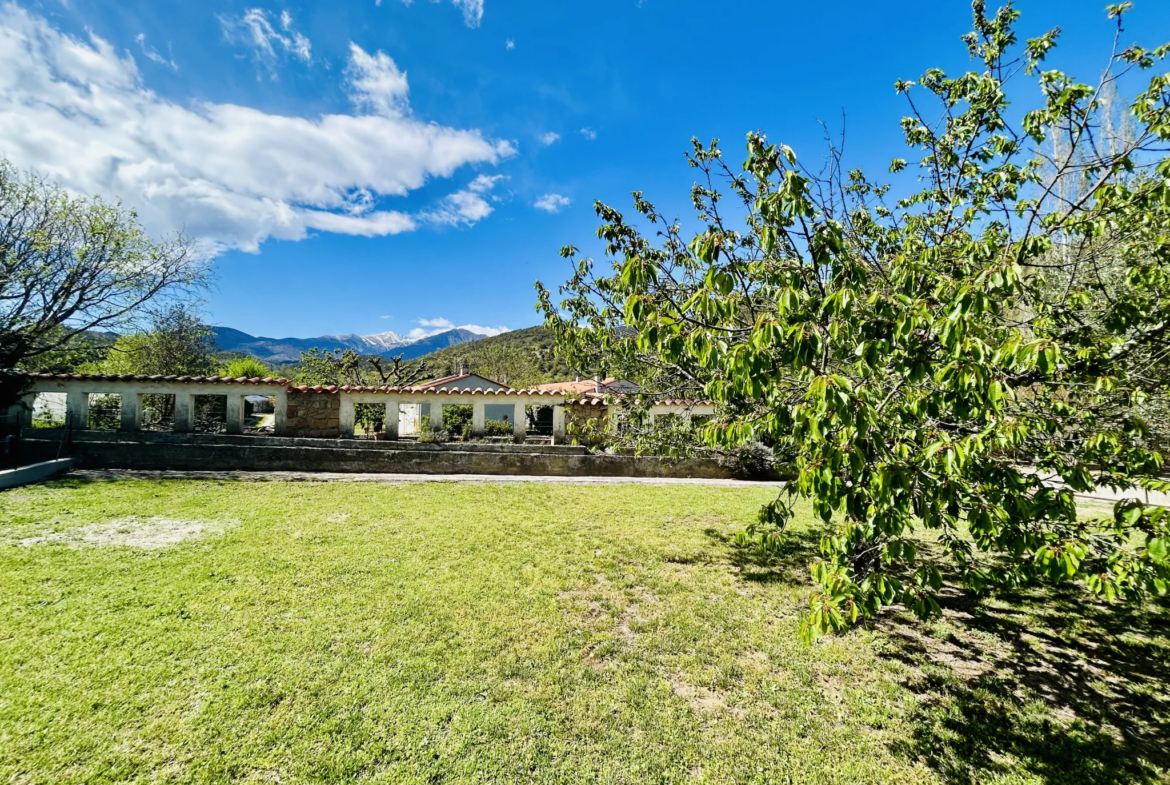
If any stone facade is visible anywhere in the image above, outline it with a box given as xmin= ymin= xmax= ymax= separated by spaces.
xmin=286 ymin=391 xmax=341 ymax=438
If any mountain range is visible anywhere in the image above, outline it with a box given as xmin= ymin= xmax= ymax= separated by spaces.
xmin=212 ymin=326 xmax=486 ymax=363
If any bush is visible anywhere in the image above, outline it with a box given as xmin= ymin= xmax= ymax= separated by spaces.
xmin=462 ymin=418 xmax=515 ymax=439
xmin=221 ymin=357 xmax=271 ymax=380
xmin=418 ymin=428 xmax=450 ymax=444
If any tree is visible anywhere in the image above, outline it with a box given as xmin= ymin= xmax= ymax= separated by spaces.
xmin=88 ymin=306 xmax=217 ymax=378
xmin=538 ymin=2 xmax=1170 ymax=641
xmin=0 ymin=160 xmax=208 ymax=371
xmin=293 ymin=348 xmax=431 ymax=388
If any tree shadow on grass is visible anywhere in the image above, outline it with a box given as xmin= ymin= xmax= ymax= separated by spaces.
xmin=881 ymin=587 xmax=1170 ymax=785
xmin=701 ymin=527 xmax=822 ymax=586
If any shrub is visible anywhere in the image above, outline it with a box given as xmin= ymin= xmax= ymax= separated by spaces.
xmin=418 ymin=428 xmax=450 ymax=444
xmin=221 ymin=357 xmax=271 ymax=380
xmin=462 ymin=418 xmax=515 ymax=439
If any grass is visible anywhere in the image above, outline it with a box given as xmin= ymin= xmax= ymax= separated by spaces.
xmin=0 ymin=479 xmax=1166 ymax=784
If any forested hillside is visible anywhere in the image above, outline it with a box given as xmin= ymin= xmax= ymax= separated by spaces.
xmin=409 ymin=325 xmax=572 ymax=388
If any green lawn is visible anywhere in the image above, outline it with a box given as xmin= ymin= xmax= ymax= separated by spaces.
xmin=1 ymin=479 xmax=1166 ymax=784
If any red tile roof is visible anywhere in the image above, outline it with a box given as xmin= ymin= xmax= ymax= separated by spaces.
xmin=16 ymin=372 xmax=712 ymax=404
xmin=292 ymin=384 xmax=570 ymax=396
xmin=415 ymin=372 xmax=505 ymax=389
xmin=19 ymin=372 xmax=290 ymax=385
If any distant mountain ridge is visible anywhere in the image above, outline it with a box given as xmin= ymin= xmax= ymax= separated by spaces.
xmin=213 ymin=326 xmax=486 ymax=363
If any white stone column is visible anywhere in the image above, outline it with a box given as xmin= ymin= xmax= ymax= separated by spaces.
xmin=174 ymin=393 xmax=194 ymax=434
xmin=273 ymin=389 xmax=288 ymax=436
xmin=512 ymin=401 xmax=526 ymax=443
xmin=120 ymin=392 xmax=142 ymax=432
xmin=339 ymin=397 xmax=355 ymax=438
xmin=225 ymin=394 xmax=244 ymax=434
xmin=66 ymin=389 xmax=88 ymax=430
xmin=471 ymin=401 xmax=485 ymax=438
xmin=552 ymin=405 xmax=566 ymax=444
xmin=431 ymin=401 xmax=444 ymax=432
xmin=384 ymin=398 xmax=399 ymax=440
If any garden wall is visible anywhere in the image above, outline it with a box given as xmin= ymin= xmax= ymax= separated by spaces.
xmin=17 ymin=430 xmax=752 ymax=480
xmin=285 ymin=391 xmax=340 ymax=438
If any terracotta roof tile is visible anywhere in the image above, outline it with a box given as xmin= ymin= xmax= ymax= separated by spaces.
xmin=19 ymin=372 xmax=290 ymax=386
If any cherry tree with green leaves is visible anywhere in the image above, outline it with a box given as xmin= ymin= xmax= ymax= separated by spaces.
xmin=537 ymin=1 xmax=1170 ymax=641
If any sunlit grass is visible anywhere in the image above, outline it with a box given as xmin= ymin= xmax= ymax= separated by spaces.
xmin=0 ymin=479 xmax=1165 ymax=784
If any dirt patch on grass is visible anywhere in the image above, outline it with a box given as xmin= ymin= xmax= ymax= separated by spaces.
xmin=668 ymin=674 xmax=728 ymax=713
xmin=19 ymin=516 xmax=228 ymax=550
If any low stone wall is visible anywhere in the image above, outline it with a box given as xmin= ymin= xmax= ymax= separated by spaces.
xmin=18 ymin=431 xmax=746 ymax=480
xmin=286 ymin=391 xmax=340 ymax=438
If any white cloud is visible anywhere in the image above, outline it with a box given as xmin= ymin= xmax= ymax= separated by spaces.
xmin=538 ymin=131 xmax=560 ymax=145
xmin=380 ymin=315 xmax=393 ymax=319
xmin=0 ymin=6 xmax=514 ymax=255
xmin=134 ymin=33 xmax=177 ymax=71
xmin=422 ymin=173 xmax=507 ymax=226
xmin=345 ymin=43 xmax=409 ymax=117
xmin=399 ymin=0 xmax=483 ymax=28
xmin=408 ymin=317 xmax=509 ymax=340
xmin=580 ymin=127 xmax=597 ymax=140
xmin=220 ymin=8 xmax=311 ymax=72
xmin=451 ymin=0 xmax=484 ymax=27
xmin=505 ymin=39 xmax=514 ymax=50
xmin=533 ymin=193 xmax=571 ymax=213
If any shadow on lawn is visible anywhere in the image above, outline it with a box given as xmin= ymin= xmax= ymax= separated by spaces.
xmin=882 ymin=588 xmax=1170 ymax=785
xmin=703 ymin=526 xmax=1169 ymax=784
xmin=701 ymin=526 xmax=822 ymax=586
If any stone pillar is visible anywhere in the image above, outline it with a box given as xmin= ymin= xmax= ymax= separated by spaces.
xmin=552 ymin=405 xmax=566 ymax=445
xmin=5 ymin=398 xmax=32 ymax=429
xmin=431 ymin=401 xmax=444 ymax=432
xmin=339 ymin=397 xmax=355 ymax=438
xmin=512 ymin=401 xmax=526 ymax=443
xmin=384 ymin=398 xmax=399 ymax=440
xmin=273 ymin=389 xmax=288 ymax=436
xmin=174 ymin=393 xmax=194 ymax=434
xmin=119 ymin=392 xmax=142 ymax=432
xmin=66 ymin=389 xmax=88 ymax=430
xmin=471 ymin=401 xmax=485 ymax=438
xmin=226 ymin=394 xmax=244 ymax=435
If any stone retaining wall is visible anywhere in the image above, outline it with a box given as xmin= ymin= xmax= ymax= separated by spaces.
xmin=18 ymin=431 xmax=748 ymax=480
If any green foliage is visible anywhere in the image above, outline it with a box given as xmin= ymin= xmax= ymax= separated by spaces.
xmin=417 ymin=426 xmax=450 ymax=444
xmin=412 ymin=326 xmax=571 ymax=387
xmin=0 ymin=159 xmax=208 ymax=384
xmin=80 ymin=307 xmax=216 ymax=378
xmin=539 ymin=3 xmax=1170 ymax=641
xmin=442 ymin=405 xmax=473 ymax=437
xmin=220 ymin=356 xmax=271 ymax=380
xmin=294 ymin=348 xmax=365 ymax=387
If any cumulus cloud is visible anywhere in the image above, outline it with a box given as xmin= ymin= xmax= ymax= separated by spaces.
xmin=345 ymin=43 xmax=409 ymax=116
xmin=422 ymin=174 xmax=507 ymax=226
xmin=134 ymin=33 xmax=177 ymax=71
xmin=220 ymin=7 xmax=311 ymax=73
xmin=0 ymin=5 xmax=514 ymax=255
xmin=533 ymin=193 xmax=571 ymax=213
xmin=408 ymin=317 xmax=509 ymax=340
xmin=538 ymin=132 xmax=560 ymax=145
xmin=580 ymin=127 xmax=597 ymax=141
xmin=505 ymin=39 xmax=514 ymax=50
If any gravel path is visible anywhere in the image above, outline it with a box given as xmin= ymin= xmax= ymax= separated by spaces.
xmin=66 ymin=469 xmax=783 ymax=487
xmin=61 ymin=469 xmax=1170 ymax=505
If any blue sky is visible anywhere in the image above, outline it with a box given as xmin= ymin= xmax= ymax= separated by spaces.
xmin=2 ymin=0 xmax=1168 ymax=340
